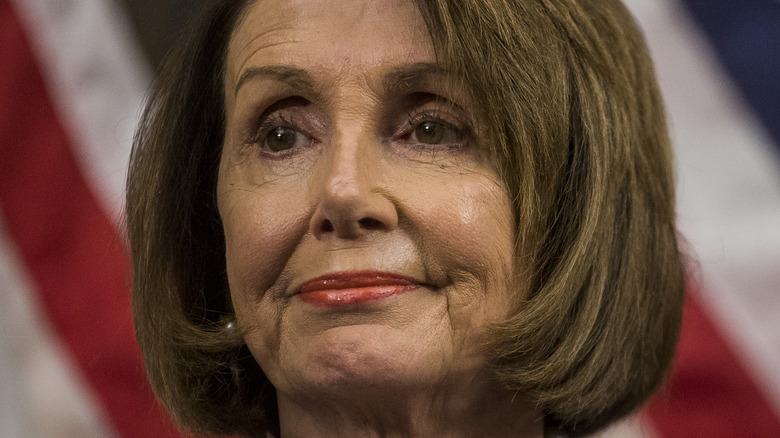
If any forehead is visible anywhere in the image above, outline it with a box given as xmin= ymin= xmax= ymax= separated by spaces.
xmin=225 ymin=0 xmax=433 ymax=91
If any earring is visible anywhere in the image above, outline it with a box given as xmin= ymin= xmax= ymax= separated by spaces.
xmin=219 ymin=314 xmax=237 ymax=331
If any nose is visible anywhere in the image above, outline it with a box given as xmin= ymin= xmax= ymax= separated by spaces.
xmin=309 ymin=134 xmax=398 ymax=240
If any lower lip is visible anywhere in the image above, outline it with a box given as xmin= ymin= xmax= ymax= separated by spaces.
xmin=298 ymin=285 xmax=417 ymax=307
xmin=297 ymin=272 xmax=419 ymax=307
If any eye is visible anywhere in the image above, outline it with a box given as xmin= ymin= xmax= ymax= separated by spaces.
xmin=405 ymin=113 xmax=466 ymax=147
xmin=252 ymin=112 xmax=316 ymax=155
xmin=414 ymin=120 xmax=448 ymax=144
xmin=266 ymin=126 xmax=308 ymax=152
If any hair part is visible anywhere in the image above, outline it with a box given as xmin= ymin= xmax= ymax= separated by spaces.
xmin=127 ymin=0 xmax=684 ymax=436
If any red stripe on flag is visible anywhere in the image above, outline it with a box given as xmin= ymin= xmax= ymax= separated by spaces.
xmin=644 ymin=286 xmax=780 ymax=437
xmin=0 ymin=1 xmax=180 ymax=437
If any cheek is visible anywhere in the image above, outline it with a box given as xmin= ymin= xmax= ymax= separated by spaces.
xmin=408 ymin=176 xmax=517 ymax=319
xmin=423 ymin=178 xmax=514 ymax=271
xmin=219 ymin=187 xmax=311 ymax=379
xmin=223 ymin=196 xmax=299 ymax=293
xmin=218 ymin=182 xmax=311 ymax=340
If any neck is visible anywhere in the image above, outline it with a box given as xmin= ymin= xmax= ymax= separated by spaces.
xmin=275 ymin=372 xmax=544 ymax=438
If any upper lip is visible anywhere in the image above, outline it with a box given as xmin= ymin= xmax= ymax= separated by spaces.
xmin=296 ymin=270 xmax=425 ymax=294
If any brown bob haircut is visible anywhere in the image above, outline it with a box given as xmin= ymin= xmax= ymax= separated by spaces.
xmin=127 ymin=0 xmax=685 ymax=436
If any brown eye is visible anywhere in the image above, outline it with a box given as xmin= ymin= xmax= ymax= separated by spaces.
xmin=266 ymin=126 xmax=304 ymax=152
xmin=414 ymin=121 xmax=446 ymax=144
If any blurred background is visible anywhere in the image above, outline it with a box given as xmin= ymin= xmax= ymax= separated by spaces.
xmin=1 ymin=0 xmax=778 ymax=436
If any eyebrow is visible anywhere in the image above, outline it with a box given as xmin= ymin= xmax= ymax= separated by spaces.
xmin=382 ymin=62 xmax=451 ymax=95
xmin=234 ymin=65 xmax=316 ymax=97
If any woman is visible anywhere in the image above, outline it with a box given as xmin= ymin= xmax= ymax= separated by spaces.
xmin=127 ymin=0 xmax=685 ymax=436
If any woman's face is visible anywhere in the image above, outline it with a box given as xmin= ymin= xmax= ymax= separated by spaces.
xmin=218 ymin=0 xmax=517 ymax=402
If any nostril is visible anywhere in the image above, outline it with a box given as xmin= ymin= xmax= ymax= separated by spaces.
xmin=320 ymin=219 xmax=334 ymax=233
xmin=358 ymin=217 xmax=383 ymax=230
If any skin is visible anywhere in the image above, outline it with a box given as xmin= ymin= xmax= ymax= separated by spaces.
xmin=217 ymin=0 xmax=543 ymax=436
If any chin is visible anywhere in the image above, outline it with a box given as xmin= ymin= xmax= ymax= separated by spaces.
xmin=273 ymin=322 xmax=454 ymax=398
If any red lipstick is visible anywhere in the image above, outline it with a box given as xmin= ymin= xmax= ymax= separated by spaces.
xmin=297 ymin=271 xmax=420 ymax=307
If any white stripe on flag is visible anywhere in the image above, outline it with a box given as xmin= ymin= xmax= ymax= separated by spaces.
xmin=0 ymin=216 xmax=116 ymax=438
xmin=9 ymin=0 xmax=151 ymax=225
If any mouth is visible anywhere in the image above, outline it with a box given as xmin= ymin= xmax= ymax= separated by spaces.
xmin=296 ymin=270 xmax=423 ymax=307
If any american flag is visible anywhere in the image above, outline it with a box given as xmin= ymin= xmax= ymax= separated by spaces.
xmin=1 ymin=0 xmax=778 ymax=436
